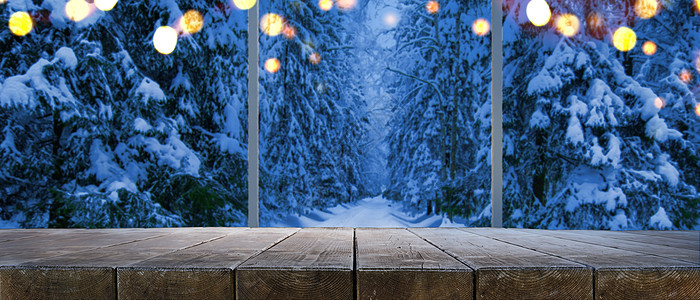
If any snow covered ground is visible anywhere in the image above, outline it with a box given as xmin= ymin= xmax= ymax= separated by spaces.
xmin=270 ymin=195 xmax=463 ymax=227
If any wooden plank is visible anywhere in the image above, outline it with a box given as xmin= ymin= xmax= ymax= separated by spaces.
xmin=356 ymin=228 xmax=472 ymax=299
xmin=599 ymin=230 xmax=699 ymax=251
xmin=118 ymin=227 xmax=298 ymax=300
xmin=623 ymin=230 xmax=700 ymax=240
xmin=411 ymin=228 xmax=591 ymax=299
xmin=236 ymin=227 xmax=353 ymax=300
xmin=519 ymin=229 xmax=699 ymax=264
xmin=0 ymin=228 xmax=229 ymax=299
xmin=0 ymin=229 xmax=171 ymax=265
xmin=462 ymin=228 xmax=700 ymax=300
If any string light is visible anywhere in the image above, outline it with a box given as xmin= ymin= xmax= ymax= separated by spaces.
xmin=233 ymin=0 xmax=256 ymax=10
xmin=613 ymin=27 xmax=637 ymax=52
xmin=260 ymin=13 xmax=284 ymax=36
xmin=319 ymin=0 xmax=333 ymax=11
xmin=642 ymin=41 xmax=657 ymax=55
xmin=94 ymin=0 xmax=118 ymax=11
xmin=65 ymin=0 xmax=90 ymax=22
xmin=153 ymin=26 xmax=178 ymax=55
xmin=556 ymin=14 xmax=580 ymax=37
xmin=526 ymin=0 xmax=551 ymax=27
xmin=634 ymin=0 xmax=659 ymax=19
xmin=472 ymin=19 xmax=490 ymax=36
xmin=8 ymin=11 xmax=33 ymax=36
xmin=309 ymin=52 xmax=321 ymax=65
xmin=426 ymin=1 xmax=439 ymax=14
xmin=180 ymin=10 xmax=204 ymax=34
xmin=265 ymin=58 xmax=280 ymax=73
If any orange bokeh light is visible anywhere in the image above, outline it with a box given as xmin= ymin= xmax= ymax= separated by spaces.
xmin=695 ymin=103 xmax=700 ymax=117
xmin=337 ymin=0 xmax=356 ymax=10
xmin=472 ymin=18 xmax=490 ymax=36
xmin=309 ymin=52 xmax=321 ymax=65
xmin=426 ymin=1 xmax=439 ymax=14
xmin=282 ymin=24 xmax=296 ymax=39
xmin=654 ymin=97 xmax=665 ymax=109
xmin=642 ymin=41 xmax=657 ymax=55
xmin=260 ymin=13 xmax=284 ymax=36
xmin=679 ymin=69 xmax=692 ymax=83
xmin=556 ymin=14 xmax=580 ymax=37
xmin=319 ymin=0 xmax=333 ymax=11
xmin=634 ymin=0 xmax=659 ymax=19
xmin=265 ymin=58 xmax=280 ymax=73
xmin=180 ymin=10 xmax=204 ymax=34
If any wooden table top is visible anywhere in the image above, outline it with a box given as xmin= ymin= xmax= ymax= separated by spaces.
xmin=0 ymin=227 xmax=697 ymax=299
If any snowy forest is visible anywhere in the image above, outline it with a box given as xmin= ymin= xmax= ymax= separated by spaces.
xmin=0 ymin=0 xmax=698 ymax=229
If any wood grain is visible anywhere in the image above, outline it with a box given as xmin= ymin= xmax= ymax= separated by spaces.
xmin=520 ymin=229 xmax=699 ymax=264
xmin=412 ymin=228 xmax=591 ymax=300
xmin=0 ymin=228 xmax=228 ymax=299
xmin=462 ymin=228 xmax=700 ymax=300
xmin=356 ymin=228 xmax=472 ymax=299
xmin=236 ymin=227 xmax=353 ymax=300
xmin=118 ymin=227 xmax=298 ymax=300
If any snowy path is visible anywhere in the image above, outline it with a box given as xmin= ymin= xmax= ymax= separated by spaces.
xmin=272 ymin=195 xmax=460 ymax=227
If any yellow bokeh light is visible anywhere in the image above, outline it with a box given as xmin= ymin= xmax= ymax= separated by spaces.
xmin=8 ymin=11 xmax=32 ymax=36
xmin=319 ymin=0 xmax=333 ymax=11
xmin=634 ymin=0 xmax=659 ymax=19
xmin=180 ymin=10 xmax=204 ymax=34
xmin=642 ymin=41 xmax=657 ymax=55
xmin=426 ymin=1 xmax=439 ymax=14
xmin=526 ymin=0 xmax=551 ymax=27
xmin=94 ymin=0 xmax=118 ymax=11
xmin=613 ymin=27 xmax=637 ymax=52
xmin=309 ymin=52 xmax=321 ymax=65
xmin=654 ymin=97 xmax=665 ymax=109
xmin=282 ymin=24 xmax=296 ymax=39
xmin=65 ymin=0 xmax=90 ymax=22
xmin=679 ymin=69 xmax=692 ymax=83
xmin=472 ymin=19 xmax=490 ymax=36
xmin=337 ymin=0 xmax=356 ymax=10
xmin=153 ymin=26 xmax=178 ymax=55
xmin=556 ymin=14 xmax=580 ymax=37
xmin=695 ymin=103 xmax=700 ymax=117
xmin=696 ymin=0 xmax=700 ymax=14
xmin=264 ymin=58 xmax=280 ymax=73
xmin=233 ymin=0 xmax=256 ymax=10
xmin=260 ymin=13 xmax=284 ymax=36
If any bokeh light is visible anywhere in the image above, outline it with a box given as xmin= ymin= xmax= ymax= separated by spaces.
xmin=586 ymin=12 xmax=605 ymax=39
xmin=426 ymin=1 xmax=439 ymax=14
xmin=383 ymin=12 xmax=399 ymax=28
xmin=696 ymin=0 xmax=700 ymax=14
xmin=679 ymin=69 xmax=692 ymax=83
xmin=65 ymin=0 xmax=90 ymax=22
xmin=153 ymin=26 xmax=178 ymax=55
xmin=654 ymin=97 xmax=665 ymax=109
xmin=613 ymin=27 xmax=637 ymax=52
xmin=695 ymin=103 xmax=700 ymax=117
xmin=472 ymin=19 xmax=490 ymax=36
xmin=282 ymin=24 xmax=296 ymax=39
xmin=233 ymin=0 xmax=256 ymax=10
xmin=95 ymin=0 xmax=118 ymax=11
xmin=319 ymin=0 xmax=333 ymax=11
xmin=8 ymin=11 xmax=32 ymax=36
xmin=634 ymin=0 xmax=659 ymax=19
xmin=526 ymin=0 xmax=551 ymax=27
xmin=337 ymin=0 xmax=356 ymax=10
xmin=260 ymin=13 xmax=284 ymax=36
xmin=695 ymin=56 xmax=700 ymax=73
xmin=180 ymin=10 xmax=204 ymax=34
xmin=642 ymin=41 xmax=657 ymax=55
xmin=309 ymin=52 xmax=321 ymax=65
xmin=556 ymin=14 xmax=580 ymax=37
xmin=265 ymin=58 xmax=280 ymax=73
